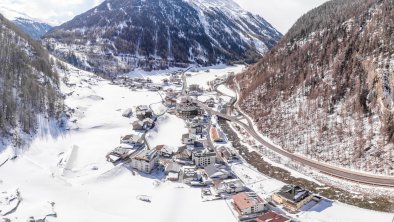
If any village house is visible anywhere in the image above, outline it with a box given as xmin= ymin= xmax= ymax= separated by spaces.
xmin=136 ymin=105 xmax=153 ymax=120
xmin=189 ymin=116 xmax=207 ymax=125
xmin=132 ymin=120 xmax=144 ymax=131
xmin=232 ymin=192 xmax=267 ymax=217
xmin=182 ymin=167 xmax=203 ymax=185
xmin=214 ymin=179 xmax=245 ymax=194
xmin=174 ymin=146 xmax=193 ymax=163
xmin=176 ymin=97 xmax=203 ymax=119
xmin=162 ymin=78 xmax=169 ymax=85
xmin=188 ymin=84 xmax=204 ymax=96
xmin=211 ymin=127 xmax=224 ymax=143
xmin=130 ymin=149 xmax=159 ymax=174
xmin=143 ymin=118 xmax=155 ymax=130
xmin=169 ymin=74 xmax=182 ymax=85
xmin=272 ymin=185 xmax=314 ymax=212
xmin=164 ymin=96 xmax=177 ymax=108
xmin=256 ymin=211 xmax=291 ymax=222
xmin=165 ymin=88 xmax=179 ymax=98
xmin=122 ymin=108 xmax=133 ymax=118
xmin=165 ymin=162 xmax=181 ymax=174
xmin=106 ymin=147 xmax=136 ymax=163
xmin=217 ymin=146 xmax=237 ymax=163
xmin=194 ymin=138 xmax=209 ymax=149
xmin=165 ymin=162 xmax=181 ymax=181
xmin=192 ymin=150 xmax=216 ymax=167
xmin=205 ymin=98 xmax=215 ymax=108
xmin=182 ymin=133 xmax=195 ymax=145
xmin=177 ymin=105 xmax=203 ymax=119
xmin=204 ymin=164 xmax=230 ymax=181
xmin=188 ymin=123 xmax=204 ymax=135
xmin=147 ymin=84 xmax=162 ymax=92
xmin=155 ymin=145 xmax=175 ymax=158
xmin=120 ymin=134 xmax=144 ymax=148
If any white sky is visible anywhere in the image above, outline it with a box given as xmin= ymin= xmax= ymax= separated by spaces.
xmin=233 ymin=0 xmax=330 ymax=33
xmin=0 ymin=0 xmax=330 ymax=33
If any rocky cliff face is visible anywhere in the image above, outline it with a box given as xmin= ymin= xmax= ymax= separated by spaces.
xmin=44 ymin=0 xmax=281 ymax=76
xmin=234 ymin=0 xmax=394 ymax=175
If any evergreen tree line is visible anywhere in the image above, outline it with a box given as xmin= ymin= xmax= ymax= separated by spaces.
xmin=0 ymin=14 xmax=63 ymax=140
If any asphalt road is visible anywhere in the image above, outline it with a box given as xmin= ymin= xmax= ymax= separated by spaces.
xmin=202 ymin=83 xmax=394 ymax=187
xmin=181 ymin=71 xmax=394 ymax=187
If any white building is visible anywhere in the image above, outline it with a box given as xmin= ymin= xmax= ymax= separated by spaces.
xmin=130 ymin=149 xmax=159 ymax=173
xmin=204 ymin=164 xmax=230 ymax=180
xmin=155 ymin=145 xmax=175 ymax=158
xmin=192 ymin=150 xmax=216 ymax=167
xmin=232 ymin=192 xmax=266 ymax=216
xmin=120 ymin=134 xmax=144 ymax=148
xmin=214 ymin=179 xmax=245 ymax=194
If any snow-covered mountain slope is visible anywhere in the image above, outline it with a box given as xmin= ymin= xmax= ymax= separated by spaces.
xmin=44 ymin=0 xmax=282 ymax=76
xmin=0 ymin=6 xmax=52 ymax=39
xmin=13 ymin=17 xmax=52 ymax=39
xmin=0 ymin=14 xmax=62 ymax=149
xmin=232 ymin=0 xmax=394 ymax=175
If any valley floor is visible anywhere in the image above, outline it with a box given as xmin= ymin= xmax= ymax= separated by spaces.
xmin=0 ymin=64 xmax=393 ymax=221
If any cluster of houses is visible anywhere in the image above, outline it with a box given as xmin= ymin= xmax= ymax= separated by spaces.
xmin=188 ymin=84 xmax=204 ymax=96
xmin=176 ymin=97 xmax=204 ymax=119
xmin=106 ymin=105 xmax=156 ymax=164
xmin=169 ymin=73 xmax=183 ymax=86
xmin=107 ymin=74 xmax=318 ymax=222
xmin=113 ymin=72 xmax=185 ymax=92
xmin=228 ymin=184 xmax=314 ymax=221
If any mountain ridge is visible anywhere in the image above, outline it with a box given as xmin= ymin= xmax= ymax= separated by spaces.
xmin=0 ymin=6 xmax=53 ymax=39
xmin=232 ymin=0 xmax=394 ymax=175
xmin=44 ymin=0 xmax=282 ymax=76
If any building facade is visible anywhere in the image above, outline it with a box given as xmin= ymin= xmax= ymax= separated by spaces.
xmin=130 ymin=149 xmax=159 ymax=173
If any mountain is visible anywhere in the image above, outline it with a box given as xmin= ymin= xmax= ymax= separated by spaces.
xmin=0 ymin=6 xmax=52 ymax=39
xmin=0 ymin=14 xmax=63 ymax=146
xmin=44 ymin=0 xmax=282 ymax=76
xmin=13 ymin=17 xmax=52 ymax=39
xmin=232 ymin=0 xmax=394 ymax=175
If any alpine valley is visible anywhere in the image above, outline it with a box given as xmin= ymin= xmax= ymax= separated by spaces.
xmin=43 ymin=0 xmax=282 ymax=76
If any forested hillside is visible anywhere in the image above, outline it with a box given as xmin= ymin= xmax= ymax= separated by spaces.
xmin=0 ymin=14 xmax=63 ymax=146
xmin=43 ymin=0 xmax=281 ymax=76
xmin=233 ymin=0 xmax=394 ymax=175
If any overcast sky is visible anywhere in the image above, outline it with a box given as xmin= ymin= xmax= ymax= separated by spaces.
xmin=0 ymin=0 xmax=330 ymax=33
xmin=234 ymin=0 xmax=330 ymax=33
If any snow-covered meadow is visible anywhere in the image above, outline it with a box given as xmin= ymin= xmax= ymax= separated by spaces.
xmin=0 ymin=63 xmax=393 ymax=222
xmin=0 ymin=65 xmax=237 ymax=221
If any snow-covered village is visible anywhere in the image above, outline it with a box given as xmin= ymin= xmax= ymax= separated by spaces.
xmin=0 ymin=0 xmax=394 ymax=221
xmin=0 ymin=62 xmax=393 ymax=221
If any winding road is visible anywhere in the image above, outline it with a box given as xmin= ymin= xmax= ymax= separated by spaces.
xmin=184 ymin=73 xmax=394 ymax=187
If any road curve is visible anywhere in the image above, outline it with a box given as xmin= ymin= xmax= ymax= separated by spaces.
xmin=195 ymin=83 xmax=394 ymax=187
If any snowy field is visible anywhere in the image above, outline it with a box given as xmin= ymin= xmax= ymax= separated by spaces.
xmin=186 ymin=64 xmax=245 ymax=89
xmin=0 ymin=63 xmax=393 ymax=222
xmin=299 ymin=200 xmax=394 ymax=222
xmin=217 ymin=85 xmax=236 ymax=97
xmin=0 ymin=65 xmax=236 ymax=222
xmin=230 ymin=163 xmax=285 ymax=198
